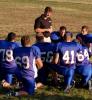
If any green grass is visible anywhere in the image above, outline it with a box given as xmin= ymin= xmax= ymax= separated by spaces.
xmin=0 ymin=0 xmax=92 ymax=37
xmin=0 ymin=86 xmax=92 ymax=100
xmin=4 ymin=0 xmax=92 ymax=12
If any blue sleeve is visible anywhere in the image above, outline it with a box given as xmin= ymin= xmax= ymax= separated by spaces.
xmin=50 ymin=31 xmax=60 ymax=41
xmin=76 ymin=43 xmax=82 ymax=52
xmin=15 ymin=42 xmax=22 ymax=47
xmin=85 ymin=34 xmax=92 ymax=43
xmin=12 ymin=42 xmax=21 ymax=49
xmin=32 ymin=46 xmax=41 ymax=59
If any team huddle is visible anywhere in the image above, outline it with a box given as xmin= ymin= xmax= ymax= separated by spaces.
xmin=0 ymin=24 xmax=92 ymax=96
xmin=0 ymin=6 xmax=92 ymax=96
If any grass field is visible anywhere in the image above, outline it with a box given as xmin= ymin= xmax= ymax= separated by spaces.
xmin=0 ymin=0 xmax=92 ymax=100
xmin=0 ymin=0 xmax=92 ymax=38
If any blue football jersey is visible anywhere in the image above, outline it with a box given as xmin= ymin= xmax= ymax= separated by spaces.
xmin=51 ymin=31 xmax=60 ymax=41
xmin=76 ymin=33 xmax=92 ymax=43
xmin=76 ymin=45 xmax=91 ymax=65
xmin=56 ymin=41 xmax=82 ymax=67
xmin=0 ymin=40 xmax=20 ymax=69
xmin=13 ymin=46 xmax=41 ymax=78
xmin=51 ymin=31 xmax=64 ymax=43
xmin=16 ymin=41 xmax=22 ymax=47
xmin=76 ymin=33 xmax=83 ymax=39
xmin=34 ymin=42 xmax=56 ymax=63
xmin=76 ymin=33 xmax=87 ymax=43
xmin=84 ymin=33 xmax=92 ymax=43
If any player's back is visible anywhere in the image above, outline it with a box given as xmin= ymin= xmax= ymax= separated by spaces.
xmin=14 ymin=46 xmax=40 ymax=78
xmin=57 ymin=41 xmax=81 ymax=67
xmin=0 ymin=40 xmax=19 ymax=49
xmin=0 ymin=40 xmax=19 ymax=68
xmin=76 ymin=45 xmax=91 ymax=66
xmin=34 ymin=42 xmax=55 ymax=63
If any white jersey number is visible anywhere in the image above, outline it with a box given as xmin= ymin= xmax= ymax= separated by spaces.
xmin=41 ymin=51 xmax=53 ymax=63
xmin=77 ymin=49 xmax=89 ymax=62
xmin=0 ymin=49 xmax=14 ymax=62
xmin=15 ymin=56 xmax=30 ymax=69
xmin=63 ymin=50 xmax=75 ymax=64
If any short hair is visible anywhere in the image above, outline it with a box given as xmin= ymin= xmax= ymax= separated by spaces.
xmin=6 ymin=32 xmax=16 ymax=42
xmin=64 ymin=31 xmax=73 ymax=40
xmin=44 ymin=7 xmax=52 ymax=13
xmin=21 ymin=35 xmax=31 ymax=47
xmin=60 ymin=26 xmax=67 ymax=31
xmin=36 ymin=33 xmax=44 ymax=42
xmin=81 ymin=25 xmax=88 ymax=30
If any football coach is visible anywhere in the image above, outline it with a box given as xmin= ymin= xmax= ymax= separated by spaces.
xmin=34 ymin=7 xmax=53 ymax=42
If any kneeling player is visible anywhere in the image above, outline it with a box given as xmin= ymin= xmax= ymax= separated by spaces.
xmin=51 ymin=26 xmax=67 ymax=43
xmin=76 ymin=25 xmax=89 ymax=43
xmin=14 ymin=35 xmax=43 ymax=95
xmin=76 ymin=43 xmax=92 ymax=89
xmin=0 ymin=32 xmax=20 ymax=87
xmin=34 ymin=33 xmax=56 ymax=87
xmin=53 ymin=32 xmax=82 ymax=92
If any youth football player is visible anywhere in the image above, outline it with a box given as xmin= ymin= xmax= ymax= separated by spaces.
xmin=0 ymin=32 xmax=20 ymax=86
xmin=83 ymin=35 xmax=92 ymax=88
xmin=53 ymin=32 xmax=82 ymax=92
xmin=76 ymin=25 xmax=92 ymax=53
xmin=51 ymin=26 xmax=67 ymax=43
xmin=34 ymin=7 xmax=53 ymax=42
xmin=76 ymin=42 xmax=92 ymax=89
xmin=76 ymin=25 xmax=89 ymax=43
xmin=14 ymin=35 xmax=43 ymax=95
xmin=34 ymin=33 xmax=56 ymax=88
